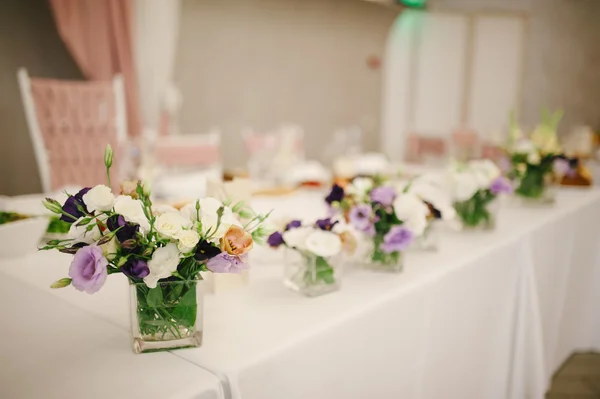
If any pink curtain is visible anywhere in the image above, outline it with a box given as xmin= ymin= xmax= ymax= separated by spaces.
xmin=49 ymin=0 xmax=141 ymax=138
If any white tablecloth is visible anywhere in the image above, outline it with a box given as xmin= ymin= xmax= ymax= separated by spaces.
xmin=1 ymin=188 xmax=599 ymax=399
xmin=0 ymin=274 xmax=224 ymax=399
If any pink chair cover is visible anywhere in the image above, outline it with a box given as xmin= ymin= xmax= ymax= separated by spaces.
xmin=481 ymin=143 xmax=505 ymax=161
xmin=154 ymin=140 xmax=221 ymax=167
xmin=451 ymin=129 xmax=479 ymax=161
xmin=405 ymin=134 xmax=447 ymax=163
xmin=29 ymin=77 xmax=122 ymax=191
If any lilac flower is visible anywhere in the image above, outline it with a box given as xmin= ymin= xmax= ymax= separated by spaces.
xmin=349 ymin=204 xmax=374 ymax=233
xmin=107 ymin=215 xmax=139 ymax=243
xmin=68 ymin=245 xmax=108 ymax=294
xmin=315 ymin=218 xmax=338 ymax=231
xmin=61 ymin=187 xmax=91 ymax=222
xmin=267 ymin=231 xmax=285 ymax=248
xmin=381 ymin=226 xmax=414 ymax=254
xmin=120 ymin=259 xmax=149 ymax=279
xmin=553 ymin=158 xmax=576 ymax=178
xmin=285 ymin=220 xmax=302 ymax=231
xmin=370 ymin=186 xmax=397 ymax=207
xmin=490 ymin=177 xmax=513 ymax=195
xmin=206 ymin=253 xmax=249 ymax=273
xmin=325 ymin=184 xmax=345 ymax=204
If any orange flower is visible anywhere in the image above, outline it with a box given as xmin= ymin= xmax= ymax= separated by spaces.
xmin=338 ymin=231 xmax=357 ymax=255
xmin=220 ymin=225 xmax=253 ymax=256
xmin=120 ymin=180 xmax=140 ymax=199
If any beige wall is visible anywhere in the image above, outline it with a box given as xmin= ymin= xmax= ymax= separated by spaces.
xmin=0 ymin=0 xmax=82 ymax=195
xmin=174 ymin=0 xmax=400 ymax=168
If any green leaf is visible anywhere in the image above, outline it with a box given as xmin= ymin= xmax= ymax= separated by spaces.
xmin=171 ymin=286 xmax=198 ymax=327
xmin=146 ymin=286 xmax=164 ymax=308
xmin=315 ymin=256 xmax=335 ymax=285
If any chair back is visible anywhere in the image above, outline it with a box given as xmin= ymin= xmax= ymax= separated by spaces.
xmin=405 ymin=134 xmax=448 ymax=166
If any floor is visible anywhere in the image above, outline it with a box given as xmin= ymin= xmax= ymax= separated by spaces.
xmin=547 ymin=353 xmax=600 ymax=398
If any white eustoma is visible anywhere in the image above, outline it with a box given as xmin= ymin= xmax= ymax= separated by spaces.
xmin=514 ymin=139 xmax=536 ymax=154
xmin=393 ymin=193 xmax=429 ymax=236
xmin=410 ymin=181 xmax=456 ymax=221
xmin=82 ymin=185 xmax=115 ymax=212
xmin=67 ymin=216 xmax=102 ymax=244
xmin=144 ymin=243 xmax=181 ymax=288
xmin=176 ymin=229 xmax=200 ymax=253
xmin=345 ymin=177 xmax=374 ymax=197
xmin=282 ymin=226 xmax=312 ymax=251
xmin=180 ymin=197 xmax=241 ymax=242
xmin=470 ymin=159 xmax=501 ymax=189
xmin=305 ymin=229 xmax=342 ymax=257
xmin=155 ymin=212 xmax=192 ymax=239
xmin=113 ymin=195 xmax=150 ymax=232
xmin=450 ymin=171 xmax=480 ymax=202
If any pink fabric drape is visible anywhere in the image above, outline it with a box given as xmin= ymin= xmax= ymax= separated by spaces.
xmin=49 ymin=0 xmax=141 ymax=138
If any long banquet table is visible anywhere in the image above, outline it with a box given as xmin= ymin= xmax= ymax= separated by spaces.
xmin=0 ymin=188 xmax=599 ymax=399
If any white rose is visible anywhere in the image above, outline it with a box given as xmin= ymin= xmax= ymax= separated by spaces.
xmin=181 ymin=197 xmax=240 ymax=242
xmin=346 ymin=177 xmax=374 ymax=197
xmin=450 ymin=171 xmax=480 ymax=202
xmin=113 ymin=195 xmax=150 ymax=232
xmin=155 ymin=212 xmax=192 ymax=239
xmin=469 ymin=160 xmax=500 ymax=189
xmin=82 ymin=185 xmax=115 ymax=212
xmin=305 ymin=229 xmax=342 ymax=257
xmin=144 ymin=243 xmax=181 ymax=289
xmin=176 ymin=229 xmax=200 ymax=253
xmin=527 ymin=151 xmax=541 ymax=165
xmin=393 ymin=193 xmax=429 ymax=236
xmin=68 ymin=216 xmax=102 ymax=244
xmin=152 ymin=204 xmax=178 ymax=216
xmin=282 ymin=226 xmax=312 ymax=251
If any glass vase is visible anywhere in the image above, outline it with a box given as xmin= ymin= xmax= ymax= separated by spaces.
xmin=514 ymin=171 xmax=556 ymax=205
xmin=284 ymin=249 xmax=341 ymax=297
xmin=130 ymin=278 xmax=203 ymax=354
xmin=413 ymin=219 xmax=439 ymax=251
xmin=362 ymin=241 xmax=404 ymax=273
xmin=454 ymin=196 xmax=500 ymax=231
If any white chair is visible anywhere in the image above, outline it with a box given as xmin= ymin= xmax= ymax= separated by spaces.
xmin=17 ymin=68 xmax=127 ymax=193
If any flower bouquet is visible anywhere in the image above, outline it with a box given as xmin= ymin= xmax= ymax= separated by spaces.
xmin=448 ymin=159 xmax=512 ymax=230
xmin=506 ymin=110 xmax=564 ymax=204
xmin=42 ymin=146 xmax=269 ymax=353
xmin=325 ymin=177 xmax=428 ymax=272
xmin=267 ymin=218 xmax=356 ymax=297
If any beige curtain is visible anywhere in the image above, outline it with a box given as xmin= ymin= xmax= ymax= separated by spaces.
xmin=49 ymin=0 xmax=141 ymax=137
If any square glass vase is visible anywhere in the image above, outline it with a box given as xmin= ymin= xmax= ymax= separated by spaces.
xmin=514 ymin=183 xmax=556 ymax=205
xmin=454 ymin=197 xmax=500 ymax=231
xmin=362 ymin=242 xmax=404 ymax=273
xmin=130 ymin=278 xmax=203 ymax=354
xmin=284 ymin=249 xmax=341 ymax=297
xmin=413 ymin=219 xmax=439 ymax=251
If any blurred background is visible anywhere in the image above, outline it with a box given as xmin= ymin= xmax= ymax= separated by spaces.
xmin=1 ymin=0 xmax=599 ymax=196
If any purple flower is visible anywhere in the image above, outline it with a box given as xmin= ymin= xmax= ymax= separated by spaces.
xmin=120 ymin=259 xmax=149 ymax=279
xmin=370 ymin=186 xmax=397 ymax=207
xmin=194 ymin=240 xmax=221 ymax=262
xmin=349 ymin=204 xmax=374 ymax=233
xmin=61 ymin=187 xmax=91 ymax=222
xmin=315 ymin=218 xmax=338 ymax=231
xmin=325 ymin=184 xmax=345 ymax=204
xmin=68 ymin=245 xmax=108 ymax=294
xmin=206 ymin=253 xmax=249 ymax=273
xmin=381 ymin=226 xmax=414 ymax=254
xmin=285 ymin=220 xmax=302 ymax=231
xmin=553 ymin=158 xmax=576 ymax=178
xmin=267 ymin=231 xmax=285 ymax=248
xmin=107 ymin=215 xmax=139 ymax=243
xmin=490 ymin=177 xmax=513 ymax=195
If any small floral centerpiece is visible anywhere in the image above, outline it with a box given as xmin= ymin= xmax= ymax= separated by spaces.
xmin=41 ymin=146 xmax=269 ymax=353
xmin=448 ymin=159 xmax=513 ymax=229
xmin=324 ymin=177 xmax=428 ymax=272
xmin=267 ymin=218 xmax=356 ymax=297
xmin=505 ymin=110 xmax=564 ymax=203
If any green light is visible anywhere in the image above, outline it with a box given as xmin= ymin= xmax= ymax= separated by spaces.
xmin=399 ymin=0 xmax=426 ymax=8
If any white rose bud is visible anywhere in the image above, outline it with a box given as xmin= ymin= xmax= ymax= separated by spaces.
xmin=83 ymin=185 xmax=115 ymax=212
xmin=176 ymin=230 xmax=200 ymax=253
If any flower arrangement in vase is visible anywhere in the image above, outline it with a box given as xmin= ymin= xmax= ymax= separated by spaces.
xmin=324 ymin=177 xmax=429 ymax=272
xmin=505 ymin=110 xmax=565 ymax=204
xmin=41 ymin=146 xmax=269 ymax=353
xmin=267 ymin=218 xmax=356 ymax=297
xmin=448 ymin=159 xmax=513 ymax=230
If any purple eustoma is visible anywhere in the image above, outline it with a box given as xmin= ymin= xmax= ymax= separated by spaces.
xmin=206 ymin=253 xmax=250 ymax=273
xmin=61 ymin=187 xmax=91 ymax=222
xmin=553 ymin=158 xmax=576 ymax=177
xmin=285 ymin=220 xmax=302 ymax=231
xmin=107 ymin=215 xmax=139 ymax=243
xmin=68 ymin=245 xmax=108 ymax=294
xmin=349 ymin=204 xmax=375 ymax=235
xmin=370 ymin=186 xmax=397 ymax=207
xmin=325 ymin=184 xmax=345 ymax=204
xmin=267 ymin=231 xmax=285 ymax=248
xmin=381 ymin=226 xmax=414 ymax=254
xmin=489 ymin=177 xmax=513 ymax=195
xmin=315 ymin=218 xmax=338 ymax=231
xmin=120 ymin=259 xmax=149 ymax=279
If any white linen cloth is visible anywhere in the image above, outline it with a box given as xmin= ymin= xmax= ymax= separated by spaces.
xmin=0 ymin=273 xmax=224 ymax=399
xmin=0 ymin=188 xmax=598 ymax=399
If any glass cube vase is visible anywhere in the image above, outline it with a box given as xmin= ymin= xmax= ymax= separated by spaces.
xmin=362 ymin=242 xmax=404 ymax=273
xmin=454 ymin=197 xmax=500 ymax=231
xmin=514 ymin=172 xmax=556 ymax=205
xmin=284 ymin=249 xmax=341 ymax=297
xmin=413 ymin=220 xmax=439 ymax=251
xmin=130 ymin=278 xmax=203 ymax=354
